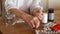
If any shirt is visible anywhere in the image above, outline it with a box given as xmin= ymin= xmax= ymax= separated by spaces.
xmin=5 ymin=0 xmax=43 ymax=14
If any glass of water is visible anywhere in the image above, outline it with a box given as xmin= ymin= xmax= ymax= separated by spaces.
xmin=5 ymin=14 xmax=16 ymax=26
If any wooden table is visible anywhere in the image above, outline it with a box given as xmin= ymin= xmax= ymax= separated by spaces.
xmin=0 ymin=10 xmax=60 ymax=34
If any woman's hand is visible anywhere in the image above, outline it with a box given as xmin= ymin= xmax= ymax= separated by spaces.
xmin=25 ymin=15 xmax=40 ymax=29
xmin=9 ymin=8 xmax=40 ymax=29
xmin=33 ymin=8 xmax=43 ymax=20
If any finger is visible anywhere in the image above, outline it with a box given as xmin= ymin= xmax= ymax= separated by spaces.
xmin=35 ymin=19 xmax=40 ymax=28
xmin=38 ymin=15 xmax=43 ymax=20
xmin=33 ymin=17 xmax=37 ymax=28
xmin=31 ymin=20 xmax=35 ymax=28
xmin=37 ymin=13 xmax=43 ymax=20
xmin=33 ymin=17 xmax=40 ymax=28
xmin=28 ymin=22 xmax=33 ymax=28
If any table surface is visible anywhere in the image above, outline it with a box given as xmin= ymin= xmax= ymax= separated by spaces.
xmin=0 ymin=10 xmax=60 ymax=34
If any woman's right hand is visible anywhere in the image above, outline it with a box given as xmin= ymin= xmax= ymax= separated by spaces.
xmin=25 ymin=15 xmax=40 ymax=29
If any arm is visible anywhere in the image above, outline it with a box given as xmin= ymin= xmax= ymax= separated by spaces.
xmin=5 ymin=0 xmax=32 ymax=22
xmin=30 ymin=0 xmax=43 ymax=20
xmin=5 ymin=0 xmax=40 ymax=28
xmin=9 ymin=8 xmax=33 ymax=23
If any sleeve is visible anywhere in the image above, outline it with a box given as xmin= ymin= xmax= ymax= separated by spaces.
xmin=5 ymin=0 xmax=18 ymax=14
xmin=30 ymin=0 xmax=43 ymax=14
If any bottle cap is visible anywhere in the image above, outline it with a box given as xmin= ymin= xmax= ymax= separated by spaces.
xmin=48 ymin=8 xmax=54 ymax=13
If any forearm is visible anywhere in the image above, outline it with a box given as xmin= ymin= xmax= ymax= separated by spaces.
xmin=9 ymin=8 xmax=33 ymax=22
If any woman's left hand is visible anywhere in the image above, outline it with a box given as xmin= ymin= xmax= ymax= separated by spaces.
xmin=33 ymin=8 xmax=43 ymax=20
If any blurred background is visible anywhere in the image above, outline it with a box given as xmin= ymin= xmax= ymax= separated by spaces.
xmin=41 ymin=0 xmax=60 ymax=11
xmin=0 ymin=0 xmax=60 ymax=34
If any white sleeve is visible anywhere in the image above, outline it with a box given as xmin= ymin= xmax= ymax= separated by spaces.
xmin=30 ymin=0 xmax=43 ymax=14
xmin=5 ymin=0 xmax=18 ymax=14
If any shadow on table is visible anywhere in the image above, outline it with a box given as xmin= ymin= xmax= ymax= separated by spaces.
xmin=0 ymin=31 xmax=3 ymax=34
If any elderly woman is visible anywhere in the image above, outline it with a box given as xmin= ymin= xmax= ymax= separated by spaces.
xmin=5 ymin=0 xmax=43 ymax=28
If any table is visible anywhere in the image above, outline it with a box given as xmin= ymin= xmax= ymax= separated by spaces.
xmin=0 ymin=10 xmax=60 ymax=34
